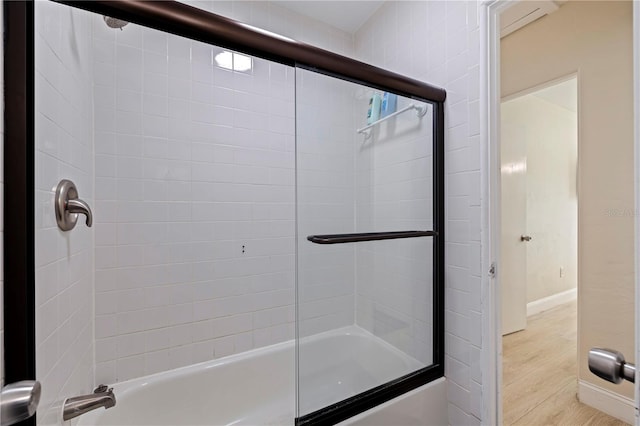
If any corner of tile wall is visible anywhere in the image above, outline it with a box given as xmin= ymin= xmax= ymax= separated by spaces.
xmin=354 ymin=1 xmax=483 ymax=423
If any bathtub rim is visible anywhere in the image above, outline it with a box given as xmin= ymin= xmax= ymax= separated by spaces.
xmin=88 ymin=324 xmax=426 ymax=398
xmin=73 ymin=325 xmax=434 ymax=426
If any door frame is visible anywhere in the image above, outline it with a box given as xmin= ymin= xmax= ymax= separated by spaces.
xmin=2 ymin=3 xmax=36 ymax=426
xmin=480 ymin=1 xmax=640 ymax=425
xmin=3 ymin=0 xmax=36 ymax=407
xmin=635 ymin=1 xmax=640 ymax=422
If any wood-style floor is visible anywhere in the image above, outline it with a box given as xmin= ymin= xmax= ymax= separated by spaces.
xmin=502 ymin=300 xmax=628 ymax=425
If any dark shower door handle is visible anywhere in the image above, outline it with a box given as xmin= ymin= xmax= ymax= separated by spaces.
xmin=307 ymin=230 xmax=436 ymax=244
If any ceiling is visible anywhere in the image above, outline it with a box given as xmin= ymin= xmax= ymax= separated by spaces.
xmin=272 ymin=1 xmax=384 ymax=34
xmin=532 ymin=78 xmax=577 ymax=112
xmin=275 ymin=0 xmax=569 ymax=36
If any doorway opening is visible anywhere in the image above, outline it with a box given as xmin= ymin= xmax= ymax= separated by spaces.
xmin=492 ymin=1 xmax=636 ymax=424
xmin=501 ymin=76 xmax=586 ymax=424
xmin=501 ymin=76 xmax=578 ymax=337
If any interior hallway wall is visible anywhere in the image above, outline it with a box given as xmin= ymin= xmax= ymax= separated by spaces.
xmin=502 ymin=0 xmax=635 ymax=402
xmin=354 ymin=2 xmax=483 ymax=424
xmin=502 ymin=89 xmax=578 ymax=303
xmin=34 ymin=2 xmax=96 ymax=424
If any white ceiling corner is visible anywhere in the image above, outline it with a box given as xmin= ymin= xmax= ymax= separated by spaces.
xmin=272 ymin=1 xmax=384 ymax=34
xmin=531 ymin=78 xmax=578 ymax=112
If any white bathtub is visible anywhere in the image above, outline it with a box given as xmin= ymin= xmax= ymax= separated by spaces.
xmin=73 ymin=326 xmax=447 ymax=425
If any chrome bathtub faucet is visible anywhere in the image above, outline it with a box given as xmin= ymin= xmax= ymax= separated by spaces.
xmin=63 ymin=385 xmax=116 ymax=421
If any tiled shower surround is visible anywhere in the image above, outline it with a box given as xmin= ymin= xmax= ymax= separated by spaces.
xmin=90 ymin=8 xmax=357 ymax=383
xmin=34 ymin=2 xmax=95 ymax=423
xmin=31 ymin=1 xmax=484 ymax=425
xmin=92 ymin=19 xmax=438 ymax=383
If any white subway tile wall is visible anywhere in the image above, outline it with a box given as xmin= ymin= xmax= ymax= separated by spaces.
xmin=34 ymin=2 xmax=96 ymax=425
xmin=93 ymin=23 xmax=295 ymax=383
xmin=92 ymin=4 xmax=355 ymax=384
xmin=355 ymin=2 xmax=483 ymax=424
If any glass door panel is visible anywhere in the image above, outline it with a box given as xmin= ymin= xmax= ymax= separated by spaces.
xmin=295 ymin=67 xmax=435 ymax=419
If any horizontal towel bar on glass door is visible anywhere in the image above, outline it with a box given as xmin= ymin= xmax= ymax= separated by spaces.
xmin=307 ymin=230 xmax=436 ymax=244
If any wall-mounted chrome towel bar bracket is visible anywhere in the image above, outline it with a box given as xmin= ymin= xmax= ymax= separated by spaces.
xmin=356 ymin=103 xmax=427 ymax=138
xmin=55 ymin=179 xmax=93 ymax=231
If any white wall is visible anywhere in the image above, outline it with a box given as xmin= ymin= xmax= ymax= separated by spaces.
xmin=502 ymin=88 xmax=578 ymax=303
xmin=355 ymin=2 xmax=483 ymax=424
xmin=34 ymin=1 xmax=95 ymax=424
xmin=92 ymin=2 xmax=356 ymax=384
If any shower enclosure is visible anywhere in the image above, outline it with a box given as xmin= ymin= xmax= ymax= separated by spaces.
xmin=3 ymin=1 xmax=445 ymax=425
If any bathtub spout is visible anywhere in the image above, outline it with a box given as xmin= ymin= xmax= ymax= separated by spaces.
xmin=63 ymin=385 xmax=116 ymax=421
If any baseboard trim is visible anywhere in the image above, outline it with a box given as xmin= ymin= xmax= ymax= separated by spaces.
xmin=526 ymin=288 xmax=577 ymax=317
xmin=578 ymin=380 xmax=635 ymax=424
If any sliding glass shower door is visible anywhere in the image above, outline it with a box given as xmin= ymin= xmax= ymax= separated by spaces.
xmin=295 ymin=67 xmax=441 ymax=423
xmin=18 ymin=2 xmax=443 ymax=424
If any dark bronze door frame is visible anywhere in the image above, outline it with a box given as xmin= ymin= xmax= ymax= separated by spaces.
xmin=3 ymin=2 xmax=445 ymax=425
xmin=3 ymin=1 xmax=36 ymax=426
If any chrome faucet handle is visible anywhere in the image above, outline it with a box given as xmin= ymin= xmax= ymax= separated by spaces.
xmin=67 ymin=199 xmax=93 ymax=226
xmin=55 ymin=179 xmax=93 ymax=231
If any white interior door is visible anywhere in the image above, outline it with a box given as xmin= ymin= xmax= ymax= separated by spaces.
xmin=500 ymin=106 xmax=528 ymax=335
